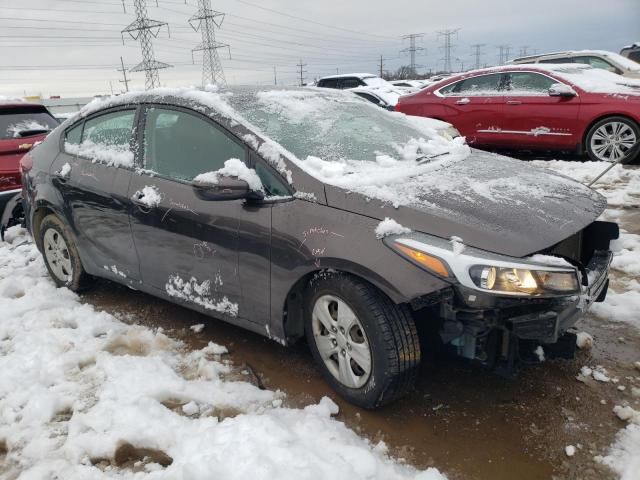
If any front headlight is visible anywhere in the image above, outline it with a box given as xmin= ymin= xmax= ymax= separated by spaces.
xmin=385 ymin=237 xmax=580 ymax=298
xmin=469 ymin=265 xmax=579 ymax=295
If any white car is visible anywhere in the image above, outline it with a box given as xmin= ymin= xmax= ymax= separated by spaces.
xmin=620 ymin=42 xmax=640 ymax=64
xmin=316 ymin=73 xmax=391 ymax=90
xmin=510 ymin=50 xmax=640 ymax=79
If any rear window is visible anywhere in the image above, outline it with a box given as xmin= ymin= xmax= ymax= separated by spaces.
xmin=0 ymin=106 xmax=58 ymax=139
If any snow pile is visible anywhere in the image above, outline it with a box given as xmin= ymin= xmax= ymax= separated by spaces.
xmin=601 ymin=406 xmax=640 ymax=480
xmin=194 ymin=158 xmax=264 ymax=192
xmin=165 ymin=274 xmax=239 ymax=317
xmin=65 ymin=140 xmax=134 ymax=168
xmin=576 ymin=332 xmax=594 ymax=350
xmin=0 ymin=228 xmax=446 ymax=480
xmin=133 ymin=185 xmax=163 ymax=208
xmin=375 ymin=218 xmax=412 ymax=239
xmin=59 ymin=162 xmax=72 ymax=179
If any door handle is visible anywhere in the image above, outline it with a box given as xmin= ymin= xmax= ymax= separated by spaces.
xmin=455 ymin=98 xmax=471 ymax=105
xmin=506 ymin=100 xmax=522 ymax=105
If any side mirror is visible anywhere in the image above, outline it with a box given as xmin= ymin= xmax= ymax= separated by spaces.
xmin=192 ymin=176 xmax=264 ymax=202
xmin=548 ymin=83 xmax=577 ymax=97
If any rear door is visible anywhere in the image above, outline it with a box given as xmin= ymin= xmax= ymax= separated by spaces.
xmin=501 ymin=71 xmax=581 ymax=149
xmin=435 ymin=73 xmax=506 ymax=146
xmin=49 ymin=108 xmax=140 ymax=282
xmin=128 ymin=104 xmax=265 ymax=323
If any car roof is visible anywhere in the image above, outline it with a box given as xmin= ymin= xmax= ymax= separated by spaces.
xmin=318 ymin=73 xmax=378 ymax=80
xmin=513 ymin=50 xmax=625 ymax=63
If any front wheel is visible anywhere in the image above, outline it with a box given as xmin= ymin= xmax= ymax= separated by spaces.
xmin=585 ymin=116 xmax=640 ymax=164
xmin=40 ymin=214 xmax=89 ymax=291
xmin=305 ymin=272 xmax=421 ymax=408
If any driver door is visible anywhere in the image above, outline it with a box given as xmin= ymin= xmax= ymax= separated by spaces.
xmin=128 ymin=105 xmax=250 ymax=320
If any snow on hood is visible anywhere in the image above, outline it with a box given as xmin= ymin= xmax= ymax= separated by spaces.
xmin=325 ymin=151 xmax=606 ymax=257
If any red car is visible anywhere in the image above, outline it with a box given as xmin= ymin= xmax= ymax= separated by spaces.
xmin=1 ymin=101 xmax=58 ymax=234
xmin=396 ymin=64 xmax=640 ymax=163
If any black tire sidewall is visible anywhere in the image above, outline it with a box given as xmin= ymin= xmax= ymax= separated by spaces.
xmin=39 ymin=215 xmax=86 ymax=291
xmin=304 ymin=273 xmax=407 ymax=408
xmin=586 ymin=116 xmax=640 ymax=164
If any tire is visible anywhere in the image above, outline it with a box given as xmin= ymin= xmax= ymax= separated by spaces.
xmin=39 ymin=214 xmax=89 ymax=291
xmin=585 ymin=116 xmax=640 ymax=164
xmin=304 ymin=272 xmax=421 ymax=408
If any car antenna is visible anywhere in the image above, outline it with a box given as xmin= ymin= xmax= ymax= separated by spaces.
xmin=586 ymin=156 xmax=627 ymax=188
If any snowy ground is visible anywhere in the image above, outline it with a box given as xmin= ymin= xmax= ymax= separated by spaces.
xmin=533 ymin=160 xmax=640 ymax=480
xmin=0 ymin=230 xmax=444 ymax=479
xmin=1 ymin=159 xmax=639 ymax=480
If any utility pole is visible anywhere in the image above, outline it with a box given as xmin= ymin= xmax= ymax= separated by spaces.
xmin=189 ymin=0 xmax=230 ymax=87
xmin=273 ymin=66 xmax=277 ymax=86
xmin=497 ymin=45 xmax=511 ymax=64
xmin=379 ymin=55 xmax=384 ymax=78
xmin=121 ymin=0 xmax=171 ymax=90
xmin=437 ymin=28 xmax=460 ymax=73
xmin=296 ymin=59 xmax=307 ymax=86
xmin=401 ymin=33 xmax=424 ymax=76
xmin=470 ymin=43 xmax=485 ymax=70
xmin=109 ymin=80 xmax=114 ymax=95
xmin=117 ymin=56 xmax=130 ymax=92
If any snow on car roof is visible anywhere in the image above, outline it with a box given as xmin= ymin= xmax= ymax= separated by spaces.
xmin=513 ymin=50 xmax=640 ymax=72
xmin=318 ymin=72 xmax=378 ymax=80
xmin=447 ymin=64 xmax=640 ymax=95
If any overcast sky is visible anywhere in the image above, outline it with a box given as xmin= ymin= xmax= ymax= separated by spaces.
xmin=1 ymin=0 xmax=638 ymax=97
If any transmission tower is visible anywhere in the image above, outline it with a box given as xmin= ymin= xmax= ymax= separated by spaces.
xmin=296 ymin=59 xmax=307 ymax=86
xmin=470 ymin=44 xmax=485 ymax=70
xmin=401 ymin=33 xmax=425 ymax=76
xmin=497 ymin=45 xmax=511 ymax=64
xmin=121 ymin=0 xmax=171 ymax=90
xmin=189 ymin=0 xmax=230 ymax=87
xmin=519 ymin=45 xmax=530 ymax=57
xmin=438 ymin=29 xmax=460 ymax=73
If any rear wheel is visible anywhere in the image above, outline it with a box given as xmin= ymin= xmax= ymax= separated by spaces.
xmin=585 ymin=116 xmax=640 ymax=164
xmin=305 ymin=272 xmax=421 ymax=408
xmin=40 ymin=214 xmax=89 ymax=291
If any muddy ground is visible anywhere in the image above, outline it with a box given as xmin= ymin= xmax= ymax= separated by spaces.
xmin=81 ymin=162 xmax=639 ymax=480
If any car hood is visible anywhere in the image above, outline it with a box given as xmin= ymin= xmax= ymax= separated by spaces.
xmin=324 ymin=151 xmax=607 ymax=258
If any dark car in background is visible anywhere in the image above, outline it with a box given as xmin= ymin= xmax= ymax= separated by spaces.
xmin=1 ymin=101 xmax=58 ymax=235
xmin=22 ymin=87 xmax=617 ymax=408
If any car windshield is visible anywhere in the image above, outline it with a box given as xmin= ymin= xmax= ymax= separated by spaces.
xmin=227 ymin=88 xmax=452 ymax=163
xmin=1 ymin=107 xmax=58 ymax=139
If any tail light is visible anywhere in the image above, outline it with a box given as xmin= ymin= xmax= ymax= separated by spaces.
xmin=20 ymin=153 xmax=33 ymax=174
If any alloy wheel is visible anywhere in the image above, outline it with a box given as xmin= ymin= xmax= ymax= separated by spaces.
xmin=311 ymin=294 xmax=372 ymax=388
xmin=43 ymin=228 xmax=73 ymax=282
xmin=589 ymin=121 xmax=637 ymax=162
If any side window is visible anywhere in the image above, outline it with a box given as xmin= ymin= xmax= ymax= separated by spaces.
xmin=505 ymin=72 xmax=556 ymax=94
xmin=573 ymin=56 xmax=620 ymax=73
xmin=143 ymin=107 xmax=247 ymax=182
xmin=254 ymin=161 xmax=289 ymax=197
xmin=67 ymin=109 xmax=136 ymax=167
xmin=629 ymin=51 xmax=640 ymax=63
xmin=319 ymin=79 xmax=338 ymax=88
xmin=354 ymin=92 xmax=382 ymax=106
xmin=440 ymin=74 xmax=502 ymax=96
xmin=65 ymin=122 xmax=83 ymax=146
xmin=340 ymin=78 xmax=363 ymax=89
xmin=539 ymin=57 xmax=574 ymax=64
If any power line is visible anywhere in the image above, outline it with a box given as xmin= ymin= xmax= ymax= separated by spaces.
xmin=118 ymin=56 xmax=130 ymax=92
xmin=470 ymin=43 xmax=485 ymax=70
xmin=497 ymin=45 xmax=511 ymax=64
xmin=401 ymin=33 xmax=424 ymax=76
xmin=189 ymin=0 xmax=230 ymax=87
xmin=296 ymin=59 xmax=307 ymax=86
xmin=121 ymin=0 xmax=172 ymax=90
xmin=438 ymin=28 xmax=460 ymax=73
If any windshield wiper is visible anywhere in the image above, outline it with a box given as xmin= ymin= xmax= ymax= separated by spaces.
xmin=415 ymin=151 xmax=450 ymax=164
